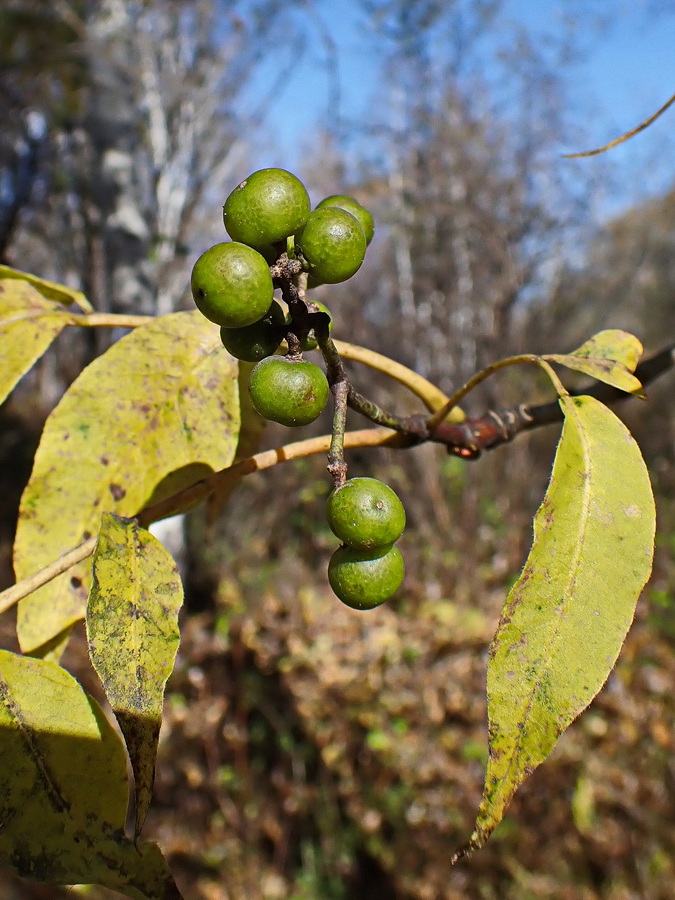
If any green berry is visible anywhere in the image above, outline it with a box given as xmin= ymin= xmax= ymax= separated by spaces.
xmin=326 ymin=477 xmax=405 ymax=551
xmin=249 ymin=355 xmax=329 ymax=427
xmin=287 ymin=300 xmax=333 ymax=351
xmin=191 ymin=242 xmax=273 ymax=328
xmin=316 ymin=194 xmax=374 ymax=245
xmin=220 ymin=301 xmax=285 ymax=362
xmin=223 ymin=168 xmax=311 ymax=248
xmin=296 ymin=207 xmax=366 ymax=284
xmin=328 ymin=544 xmax=405 ymax=610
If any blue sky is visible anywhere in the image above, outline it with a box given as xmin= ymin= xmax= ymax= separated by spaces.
xmin=243 ymin=2 xmax=675 ymax=220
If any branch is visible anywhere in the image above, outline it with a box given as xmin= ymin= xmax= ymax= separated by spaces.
xmin=1 ymin=343 xmax=672 ymax=614
xmin=564 ymin=91 xmax=675 ymax=158
xmin=0 ymin=428 xmax=404 ymax=615
xmin=429 ymin=343 xmax=675 ymax=457
xmin=0 ymin=537 xmax=97 ymax=616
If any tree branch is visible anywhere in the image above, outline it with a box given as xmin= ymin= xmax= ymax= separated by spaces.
xmin=1 ymin=343 xmax=672 ymax=614
xmin=429 ymin=344 xmax=675 ymax=456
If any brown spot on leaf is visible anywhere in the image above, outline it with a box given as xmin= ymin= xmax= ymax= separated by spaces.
xmin=109 ymin=483 xmax=126 ymax=501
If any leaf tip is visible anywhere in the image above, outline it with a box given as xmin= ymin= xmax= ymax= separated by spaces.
xmin=451 ymin=834 xmax=481 ymax=866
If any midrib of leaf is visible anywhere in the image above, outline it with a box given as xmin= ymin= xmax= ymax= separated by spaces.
xmin=130 ymin=526 xmax=143 ymax=703
xmin=497 ymin=397 xmax=591 ymax=782
xmin=0 ymin=673 xmax=69 ymax=817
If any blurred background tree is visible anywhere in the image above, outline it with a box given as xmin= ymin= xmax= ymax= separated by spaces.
xmin=2 ymin=1 xmax=675 ymax=898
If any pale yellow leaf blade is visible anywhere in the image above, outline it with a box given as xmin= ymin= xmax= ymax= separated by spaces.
xmin=0 ymin=277 xmax=72 ymax=405
xmin=207 ymin=360 xmax=267 ymax=523
xmin=459 ymin=395 xmax=655 ymax=857
xmin=546 ymin=329 xmax=644 ymax=396
xmin=14 ymin=312 xmax=239 ymax=655
xmin=0 ymin=264 xmax=92 ymax=311
xmin=87 ymin=513 xmax=183 ymax=838
xmin=0 ymin=649 xmax=181 ymax=899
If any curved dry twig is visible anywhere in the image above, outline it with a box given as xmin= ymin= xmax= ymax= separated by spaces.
xmin=564 ymin=91 xmax=675 ymax=158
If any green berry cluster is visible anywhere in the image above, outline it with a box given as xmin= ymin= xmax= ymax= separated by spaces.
xmin=191 ymin=167 xmax=374 ymax=428
xmin=191 ymin=169 xmax=404 ymax=610
xmin=326 ymin=477 xmax=406 ymax=610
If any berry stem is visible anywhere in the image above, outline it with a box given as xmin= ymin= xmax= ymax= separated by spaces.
xmin=276 ymin=262 xmax=315 ymax=354
xmin=328 ymin=380 xmax=349 ymax=487
xmin=347 ymin=386 xmax=411 ymax=432
xmin=318 ymin=333 xmax=350 ymax=487
xmin=333 ymin=340 xmax=461 ymax=418
xmin=425 ymin=354 xmax=568 ymax=432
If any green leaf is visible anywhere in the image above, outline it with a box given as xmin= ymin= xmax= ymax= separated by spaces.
xmin=459 ymin=395 xmax=655 ymax=857
xmin=0 ymin=264 xmax=92 ymax=311
xmin=14 ymin=311 xmax=239 ymax=656
xmin=546 ymin=329 xmax=644 ymax=396
xmin=0 ymin=276 xmax=72 ymax=406
xmin=0 ymin=649 xmax=182 ymax=899
xmin=87 ymin=513 xmax=183 ymax=839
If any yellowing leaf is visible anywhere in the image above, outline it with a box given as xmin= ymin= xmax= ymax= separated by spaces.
xmin=87 ymin=513 xmax=183 ymax=839
xmin=0 ymin=276 xmax=73 ymax=406
xmin=459 ymin=395 xmax=655 ymax=857
xmin=14 ymin=312 xmax=239 ymax=656
xmin=207 ymin=360 xmax=267 ymax=523
xmin=0 ymin=264 xmax=92 ymax=311
xmin=569 ymin=329 xmax=643 ymax=369
xmin=0 ymin=649 xmax=182 ymax=899
xmin=546 ymin=330 xmax=644 ymax=396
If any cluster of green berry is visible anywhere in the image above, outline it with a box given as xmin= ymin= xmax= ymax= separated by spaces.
xmin=326 ymin=477 xmax=406 ymax=610
xmin=190 ymin=168 xmax=404 ymax=610
xmin=190 ymin=167 xmax=372 ymax=427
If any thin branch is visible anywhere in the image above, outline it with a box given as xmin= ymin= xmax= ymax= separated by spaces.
xmin=0 ymin=429 xmax=403 ymax=616
xmin=564 ymin=91 xmax=675 ymax=158
xmin=430 ymin=343 xmax=675 ymax=456
xmin=333 ymin=339 xmax=456 ymax=416
xmin=0 ymin=537 xmax=97 ymax=616
xmin=67 ymin=312 xmax=154 ymax=328
xmin=1 ymin=340 xmax=672 ymax=614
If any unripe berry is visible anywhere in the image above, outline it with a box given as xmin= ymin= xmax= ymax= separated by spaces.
xmin=326 ymin=477 xmax=406 ymax=551
xmin=223 ymin=168 xmax=311 ymax=248
xmin=220 ymin=301 xmax=285 ymax=362
xmin=248 ymin=355 xmax=329 ymax=427
xmin=191 ymin=242 xmax=273 ymax=328
xmin=328 ymin=544 xmax=405 ymax=610
xmin=316 ymin=194 xmax=374 ymax=245
xmin=296 ymin=207 xmax=366 ymax=284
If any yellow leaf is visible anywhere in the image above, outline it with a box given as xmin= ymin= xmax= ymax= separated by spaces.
xmin=14 ymin=312 xmax=239 ymax=656
xmin=457 ymin=395 xmax=655 ymax=858
xmin=0 ymin=276 xmax=72 ymax=406
xmin=207 ymin=360 xmax=267 ymax=523
xmin=0 ymin=265 xmax=92 ymax=311
xmin=0 ymin=650 xmax=181 ymax=899
xmin=87 ymin=514 xmax=183 ymax=839
xmin=546 ymin=329 xmax=644 ymax=396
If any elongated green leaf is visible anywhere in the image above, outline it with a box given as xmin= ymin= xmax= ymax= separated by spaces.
xmin=0 ymin=650 xmax=182 ymax=899
xmin=87 ymin=513 xmax=183 ymax=839
xmin=457 ymin=395 xmax=655 ymax=858
xmin=546 ymin=330 xmax=644 ymax=395
xmin=0 ymin=277 xmax=73 ymax=406
xmin=14 ymin=312 xmax=239 ymax=656
xmin=0 ymin=264 xmax=92 ymax=311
